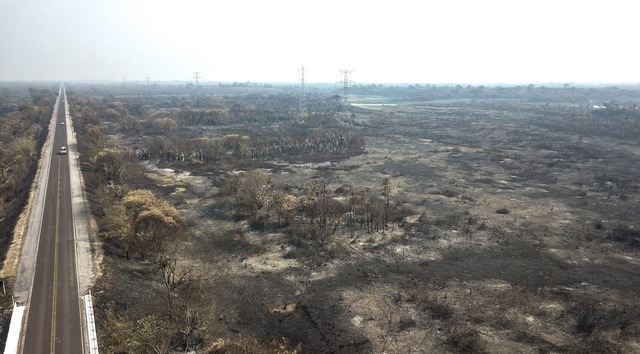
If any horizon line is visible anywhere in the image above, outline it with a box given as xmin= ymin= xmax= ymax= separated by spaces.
xmin=3 ymin=79 xmax=640 ymax=87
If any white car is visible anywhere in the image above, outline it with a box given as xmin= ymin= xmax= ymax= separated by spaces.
xmin=59 ymin=146 xmax=67 ymax=155
xmin=61 ymin=122 xmax=65 ymax=125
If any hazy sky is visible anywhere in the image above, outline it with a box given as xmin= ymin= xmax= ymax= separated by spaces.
xmin=1 ymin=0 xmax=638 ymax=84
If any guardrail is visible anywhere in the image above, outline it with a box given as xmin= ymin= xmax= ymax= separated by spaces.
xmin=83 ymin=292 xmax=99 ymax=354
xmin=3 ymin=300 xmax=25 ymax=354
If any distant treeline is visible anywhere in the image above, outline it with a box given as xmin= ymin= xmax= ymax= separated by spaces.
xmin=67 ymin=81 xmax=640 ymax=107
xmin=350 ymin=83 xmax=640 ymax=105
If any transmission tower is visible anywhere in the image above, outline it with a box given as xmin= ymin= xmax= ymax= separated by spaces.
xmin=145 ymin=74 xmax=150 ymax=85
xmin=193 ymin=71 xmax=201 ymax=86
xmin=339 ymin=69 xmax=353 ymax=112
xmin=298 ymin=65 xmax=309 ymax=119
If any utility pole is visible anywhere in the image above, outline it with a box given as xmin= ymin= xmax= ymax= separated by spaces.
xmin=193 ymin=72 xmax=201 ymax=86
xmin=299 ymin=65 xmax=309 ymax=120
xmin=338 ymin=69 xmax=353 ymax=119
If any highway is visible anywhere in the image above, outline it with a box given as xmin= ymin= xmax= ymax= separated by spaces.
xmin=21 ymin=87 xmax=84 ymax=353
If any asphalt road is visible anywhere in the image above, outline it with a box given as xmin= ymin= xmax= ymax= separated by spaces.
xmin=22 ymin=88 xmax=84 ymax=353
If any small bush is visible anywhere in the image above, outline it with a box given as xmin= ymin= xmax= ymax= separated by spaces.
xmin=440 ymin=189 xmax=458 ymax=198
xmin=445 ymin=326 xmax=486 ymax=353
xmin=593 ymin=218 xmax=605 ymax=230
xmin=420 ymin=294 xmax=454 ymax=320
xmin=610 ymin=225 xmax=640 ymax=247
xmin=426 ymin=302 xmax=454 ymax=320
xmin=397 ymin=317 xmax=417 ymax=331
xmin=575 ymin=304 xmax=598 ymax=335
xmin=495 ymin=208 xmax=510 ymax=214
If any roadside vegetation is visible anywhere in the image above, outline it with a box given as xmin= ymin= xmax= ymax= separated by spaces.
xmin=0 ymin=84 xmax=58 ymax=344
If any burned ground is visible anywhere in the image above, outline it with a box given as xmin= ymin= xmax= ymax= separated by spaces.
xmin=76 ymin=86 xmax=640 ymax=353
